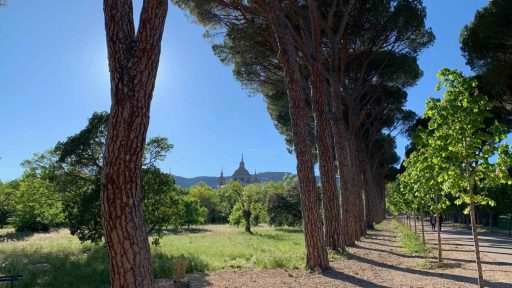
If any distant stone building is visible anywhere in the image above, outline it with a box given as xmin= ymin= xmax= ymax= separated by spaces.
xmin=217 ymin=155 xmax=259 ymax=188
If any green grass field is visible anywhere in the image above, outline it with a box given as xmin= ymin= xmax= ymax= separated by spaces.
xmin=0 ymin=225 xmax=306 ymax=287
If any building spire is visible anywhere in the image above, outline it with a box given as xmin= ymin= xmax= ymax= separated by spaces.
xmin=240 ymin=154 xmax=245 ymax=168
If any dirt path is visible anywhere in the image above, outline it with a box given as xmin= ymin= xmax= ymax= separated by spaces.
xmin=187 ymin=220 xmax=512 ymax=288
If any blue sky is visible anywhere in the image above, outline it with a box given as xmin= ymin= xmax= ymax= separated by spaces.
xmin=0 ymin=0 xmax=489 ymax=181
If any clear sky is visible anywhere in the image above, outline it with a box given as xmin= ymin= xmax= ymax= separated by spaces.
xmin=0 ymin=0 xmax=489 ymax=181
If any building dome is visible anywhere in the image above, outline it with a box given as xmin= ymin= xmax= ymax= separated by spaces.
xmin=232 ymin=155 xmax=251 ymax=184
xmin=217 ymin=154 xmax=258 ymax=188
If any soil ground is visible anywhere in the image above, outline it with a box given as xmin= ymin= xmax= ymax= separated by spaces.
xmin=184 ymin=220 xmax=512 ymax=288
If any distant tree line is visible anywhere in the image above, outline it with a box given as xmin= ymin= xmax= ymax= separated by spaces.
xmin=0 ymin=113 xmax=306 ymax=240
xmin=0 ymin=112 xmax=305 ymax=239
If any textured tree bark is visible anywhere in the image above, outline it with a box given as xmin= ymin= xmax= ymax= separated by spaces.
xmin=330 ymin=86 xmax=360 ymax=246
xmin=243 ymin=210 xmax=252 ymax=234
xmin=266 ymin=1 xmax=329 ymax=270
xmin=361 ymin=156 xmax=376 ymax=229
xmin=310 ymin=78 xmax=344 ymax=251
xmin=350 ymin=138 xmax=367 ymax=238
xmin=305 ymin=0 xmax=344 ymax=253
xmin=102 ymin=1 xmax=168 ymax=287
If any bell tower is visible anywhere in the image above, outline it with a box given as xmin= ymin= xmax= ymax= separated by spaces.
xmin=217 ymin=168 xmax=225 ymax=188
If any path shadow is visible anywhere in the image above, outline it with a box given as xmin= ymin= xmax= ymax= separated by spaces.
xmin=155 ymin=272 xmax=212 ymax=287
xmin=345 ymin=253 xmax=510 ymax=287
xmin=358 ymin=240 xmax=399 ymax=248
xmin=365 ymin=233 xmax=397 ymax=240
xmin=323 ymin=269 xmax=390 ymax=288
xmin=356 ymin=245 xmax=512 ymax=267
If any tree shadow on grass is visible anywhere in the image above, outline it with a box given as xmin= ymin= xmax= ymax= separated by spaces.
xmin=0 ymin=244 xmax=211 ymax=287
xmin=0 ymin=230 xmax=34 ymax=242
xmin=161 ymin=227 xmax=212 ymax=236
xmin=0 ymin=244 xmax=110 ymax=287
xmin=274 ymin=227 xmax=303 ymax=234
xmin=345 ymin=253 xmax=511 ymax=288
xmin=252 ymin=232 xmax=290 ymax=241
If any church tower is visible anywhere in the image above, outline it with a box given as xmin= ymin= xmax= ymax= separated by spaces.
xmin=217 ymin=168 xmax=225 ymax=188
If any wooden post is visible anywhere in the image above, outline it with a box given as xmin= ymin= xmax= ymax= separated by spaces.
xmin=172 ymin=260 xmax=188 ymax=281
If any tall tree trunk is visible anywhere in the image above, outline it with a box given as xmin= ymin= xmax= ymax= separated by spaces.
xmin=243 ymin=210 xmax=252 ymax=234
xmin=350 ymin=138 xmax=367 ymax=238
xmin=102 ymin=1 xmax=168 ymax=287
xmin=436 ymin=213 xmax=443 ymax=264
xmin=362 ymin=157 xmax=376 ymax=230
xmin=310 ymin=73 xmax=343 ymax=251
xmin=266 ymin=1 xmax=329 ymax=270
xmin=306 ymin=0 xmax=344 ymax=253
xmin=326 ymin=27 xmax=362 ymax=247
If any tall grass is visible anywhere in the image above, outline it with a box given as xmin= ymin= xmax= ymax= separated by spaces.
xmin=0 ymin=225 xmax=305 ymax=287
xmin=391 ymin=220 xmax=431 ymax=255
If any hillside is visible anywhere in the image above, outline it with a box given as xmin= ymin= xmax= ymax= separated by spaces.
xmin=173 ymin=172 xmax=292 ymax=188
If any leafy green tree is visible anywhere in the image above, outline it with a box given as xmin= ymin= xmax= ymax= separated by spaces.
xmin=461 ymin=0 xmax=512 ymax=114
xmin=21 ymin=112 xmax=176 ymax=242
xmin=10 ymin=175 xmax=65 ymax=232
xmin=266 ymin=175 xmax=302 ymax=227
xmin=182 ymin=196 xmax=207 ymax=230
xmin=188 ymin=182 xmax=224 ymax=223
xmin=400 ymin=145 xmax=451 ymax=263
xmin=0 ymin=181 xmax=16 ymax=228
xmin=222 ymin=182 xmax=269 ymax=233
xmin=423 ymin=69 xmax=512 ymax=287
xmin=141 ymin=167 xmax=184 ymax=236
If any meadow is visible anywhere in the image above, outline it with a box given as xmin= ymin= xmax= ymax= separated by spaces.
xmin=0 ymin=225 xmax=306 ymax=287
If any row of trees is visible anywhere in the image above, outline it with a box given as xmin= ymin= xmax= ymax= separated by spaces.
xmin=82 ymin=0 xmax=509 ymax=285
xmin=389 ymin=2 xmax=512 ymax=286
xmin=388 ymin=69 xmax=512 ymax=288
xmin=174 ymin=0 xmax=433 ymax=269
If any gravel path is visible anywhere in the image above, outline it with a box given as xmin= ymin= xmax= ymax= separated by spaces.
xmin=186 ymin=220 xmax=512 ymax=288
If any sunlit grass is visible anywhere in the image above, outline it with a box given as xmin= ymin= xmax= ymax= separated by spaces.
xmin=0 ymin=225 xmax=306 ymax=287
xmin=391 ymin=220 xmax=431 ymax=256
